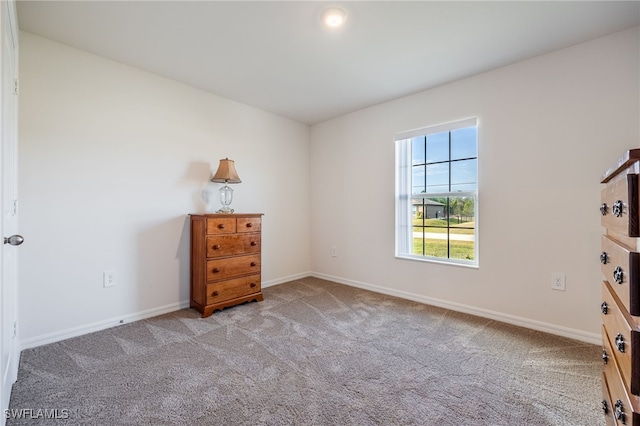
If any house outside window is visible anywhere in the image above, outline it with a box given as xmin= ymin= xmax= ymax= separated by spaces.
xmin=395 ymin=118 xmax=478 ymax=266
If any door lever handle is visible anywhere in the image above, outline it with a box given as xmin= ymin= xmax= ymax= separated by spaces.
xmin=4 ymin=235 xmax=23 ymax=246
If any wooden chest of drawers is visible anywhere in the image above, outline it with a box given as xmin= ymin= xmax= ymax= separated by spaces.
xmin=601 ymin=150 xmax=640 ymax=425
xmin=190 ymin=213 xmax=263 ymax=318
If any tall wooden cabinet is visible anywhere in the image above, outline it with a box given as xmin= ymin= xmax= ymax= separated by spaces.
xmin=600 ymin=150 xmax=640 ymax=425
xmin=190 ymin=213 xmax=264 ymax=318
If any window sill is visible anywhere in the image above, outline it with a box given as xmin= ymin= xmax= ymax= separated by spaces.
xmin=395 ymin=254 xmax=479 ymax=269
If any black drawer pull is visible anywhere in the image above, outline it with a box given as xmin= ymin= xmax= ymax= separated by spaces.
xmin=601 ymin=203 xmax=608 ymax=215
xmin=601 ymin=301 xmax=608 ymax=315
xmin=602 ymin=349 xmax=608 ymax=364
xmin=600 ymin=252 xmax=608 ymax=264
xmin=614 ymin=266 xmax=624 ymax=284
xmin=616 ymin=333 xmax=625 ymax=353
xmin=613 ymin=200 xmax=623 ymax=217
xmin=615 ymin=399 xmax=626 ymax=424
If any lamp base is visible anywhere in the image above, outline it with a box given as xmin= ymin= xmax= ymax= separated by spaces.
xmin=216 ymin=184 xmax=235 ymax=214
xmin=216 ymin=207 xmax=234 ymax=214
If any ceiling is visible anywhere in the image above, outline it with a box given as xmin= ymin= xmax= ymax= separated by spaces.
xmin=16 ymin=1 xmax=640 ymax=125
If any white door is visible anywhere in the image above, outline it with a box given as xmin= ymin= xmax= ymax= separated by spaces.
xmin=0 ymin=0 xmax=19 ymax=422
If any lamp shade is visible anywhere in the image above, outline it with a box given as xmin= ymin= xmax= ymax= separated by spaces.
xmin=211 ymin=158 xmax=241 ymax=184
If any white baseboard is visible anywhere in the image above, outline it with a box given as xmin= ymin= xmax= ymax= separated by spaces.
xmin=262 ymin=271 xmax=312 ymax=288
xmin=310 ymin=272 xmax=601 ymax=346
xmin=20 ymin=301 xmax=191 ymax=350
xmin=19 ymin=273 xmax=311 ymax=350
xmin=20 ymin=271 xmax=600 ymax=350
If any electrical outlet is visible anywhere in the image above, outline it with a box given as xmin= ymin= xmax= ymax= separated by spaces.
xmin=551 ymin=272 xmax=565 ymax=291
xmin=331 ymin=246 xmax=338 ymax=257
xmin=103 ymin=270 xmax=116 ymax=288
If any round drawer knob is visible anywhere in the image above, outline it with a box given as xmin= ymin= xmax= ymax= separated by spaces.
xmin=250 ymin=241 xmax=257 ymax=246
xmin=600 ymin=203 xmax=608 ymax=215
xmin=601 ymin=301 xmax=609 ymax=315
xmin=250 ymin=262 xmax=257 ymax=267
xmin=614 ymin=266 xmax=624 ymax=284
xmin=246 ymin=223 xmax=253 ymax=228
xmin=616 ymin=333 xmax=625 ymax=353
xmin=250 ymin=282 xmax=256 ymax=288
xmin=600 ymin=252 xmax=608 ymax=264
xmin=218 ymin=224 xmax=225 ymax=229
xmin=615 ymin=400 xmax=625 ymax=423
xmin=212 ymin=291 xmax=219 ymax=297
xmin=213 ymin=244 xmax=221 ymax=250
xmin=212 ymin=267 xmax=220 ymax=273
xmin=613 ymin=200 xmax=624 ymax=217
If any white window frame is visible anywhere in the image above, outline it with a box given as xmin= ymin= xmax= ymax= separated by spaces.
xmin=395 ymin=117 xmax=478 ymax=267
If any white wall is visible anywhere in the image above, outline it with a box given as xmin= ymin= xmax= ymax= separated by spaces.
xmin=18 ymin=32 xmax=311 ymax=346
xmin=310 ymin=27 xmax=640 ymax=342
xmin=18 ymin=26 xmax=640 ymax=348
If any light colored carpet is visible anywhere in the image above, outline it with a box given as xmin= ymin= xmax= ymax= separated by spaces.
xmin=8 ymin=277 xmax=601 ymax=425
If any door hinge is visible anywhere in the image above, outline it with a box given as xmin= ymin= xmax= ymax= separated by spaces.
xmin=13 ymin=78 xmax=18 ymax=95
xmin=12 ymin=199 xmax=17 ymax=216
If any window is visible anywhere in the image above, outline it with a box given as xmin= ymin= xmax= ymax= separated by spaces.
xmin=395 ymin=118 xmax=478 ymax=266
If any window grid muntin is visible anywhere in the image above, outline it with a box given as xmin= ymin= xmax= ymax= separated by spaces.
xmin=411 ymin=126 xmax=477 ymax=262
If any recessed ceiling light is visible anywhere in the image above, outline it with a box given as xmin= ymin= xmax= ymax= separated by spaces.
xmin=322 ymin=7 xmax=347 ymax=28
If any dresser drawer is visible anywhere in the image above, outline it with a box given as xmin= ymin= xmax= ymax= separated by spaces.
xmin=237 ymin=217 xmax=261 ymax=233
xmin=602 ymin=332 xmax=619 ymax=426
xmin=602 ymin=235 xmax=640 ymax=316
xmin=207 ymin=254 xmax=261 ymax=282
xmin=206 ymin=234 xmax=261 ymax=258
xmin=601 ymin=171 xmax=640 ymax=244
xmin=206 ymin=275 xmax=261 ymax=305
xmin=603 ymin=372 xmax=617 ymax=426
xmin=206 ymin=217 xmax=237 ymax=235
xmin=602 ymin=281 xmax=640 ymax=395
xmin=603 ymin=325 xmax=640 ymax=425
